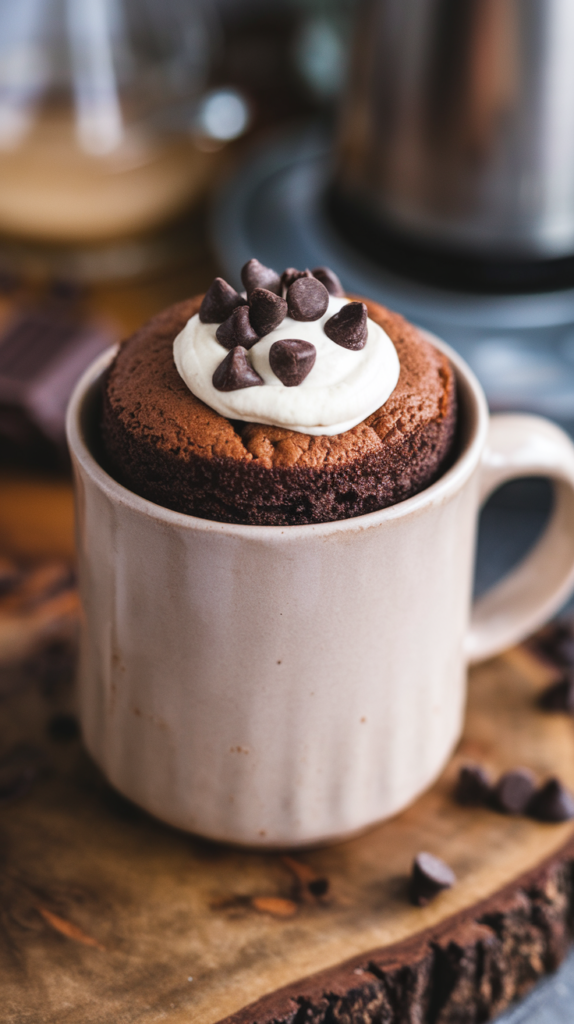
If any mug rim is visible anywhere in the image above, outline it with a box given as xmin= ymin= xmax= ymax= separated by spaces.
xmin=66 ymin=334 xmax=489 ymax=538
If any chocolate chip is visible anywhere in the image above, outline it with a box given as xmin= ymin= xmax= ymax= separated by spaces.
xmin=199 ymin=278 xmax=247 ymax=324
xmin=539 ymin=674 xmax=574 ymax=713
xmin=48 ymin=713 xmax=80 ymax=742
xmin=455 ymin=764 xmax=492 ymax=806
xmin=0 ymin=744 xmax=46 ymax=801
xmin=269 ymin=339 xmax=316 ymax=387
xmin=312 ymin=266 xmax=345 ymax=296
xmin=528 ymin=778 xmax=574 ymax=822
xmin=308 ymin=878 xmax=329 ymax=897
xmin=324 ymin=302 xmax=368 ymax=350
xmin=248 ymin=288 xmax=288 ymax=336
xmin=212 ymin=347 xmax=264 ymax=392
xmin=287 ymin=278 xmax=329 ymax=322
xmin=410 ymin=852 xmax=456 ymax=906
xmin=533 ymin=621 xmax=574 ymax=668
xmin=553 ymin=633 xmax=574 ymax=666
xmin=493 ymin=768 xmax=536 ymax=815
xmin=216 ymin=306 xmax=260 ymax=350
xmin=241 ymin=259 xmax=281 ymax=298
xmin=281 ymin=267 xmax=312 ymax=292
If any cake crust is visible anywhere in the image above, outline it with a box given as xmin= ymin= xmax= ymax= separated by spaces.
xmin=101 ymin=295 xmax=457 ymax=525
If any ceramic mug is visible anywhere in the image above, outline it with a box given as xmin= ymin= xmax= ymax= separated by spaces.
xmin=67 ymin=338 xmax=574 ymax=847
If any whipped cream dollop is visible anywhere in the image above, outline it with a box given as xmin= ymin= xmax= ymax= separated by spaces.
xmin=173 ymin=295 xmax=400 ymax=436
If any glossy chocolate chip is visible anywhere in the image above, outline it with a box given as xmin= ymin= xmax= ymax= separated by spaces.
xmin=216 ymin=306 xmax=260 ymax=350
xmin=287 ymin=277 xmax=329 ymax=322
xmin=493 ymin=768 xmax=536 ymax=815
xmin=281 ymin=267 xmax=312 ymax=292
xmin=539 ymin=674 xmax=574 ymax=712
xmin=410 ymin=852 xmax=456 ymax=906
xmin=199 ymin=278 xmax=247 ymax=323
xmin=48 ymin=713 xmax=80 ymax=742
xmin=248 ymin=288 xmax=288 ymax=336
xmin=212 ymin=347 xmax=264 ymax=392
xmin=269 ymin=339 xmax=316 ymax=387
xmin=241 ymin=258 xmax=281 ymax=298
xmin=324 ymin=302 xmax=368 ymax=350
xmin=533 ymin=621 xmax=574 ymax=668
xmin=528 ymin=778 xmax=574 ymax=821
xmin=312 ymin=266 xmax=345 ymax=296
xmin=0 ymin=743 xmax=46 ymax=801
xmin=308 ymin=878 xmax=329 ymax=897
xmin=455 ymin=764 xmax=492 ymax=806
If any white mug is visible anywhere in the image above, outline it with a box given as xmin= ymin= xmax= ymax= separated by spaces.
xmin=67 ymin=337 xmax=574 ymax=847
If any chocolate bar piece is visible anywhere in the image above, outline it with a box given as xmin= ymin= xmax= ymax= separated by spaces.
xmin=0 ymin=301 xmax=114 ymax=466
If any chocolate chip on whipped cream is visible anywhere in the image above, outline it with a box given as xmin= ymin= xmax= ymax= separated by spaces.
xmin=212 ymin=347 xmax=263 ymax=391
xmin=311 ymin=266 xmax=345 ymax=297
xmin=216 ymin=306 xmax=260 ymax=350
xmin=173 ymin=261 xmax=400 ymax=435
xmin=248 ymin=288 xmax=288 ymax=336
xmin=325 ymin=302 xmax=368 ymax=350
xmin=269 ymin=339 xmax=316 ymax=387
xmin=281 ymin=267 xmax=312 ymax=291
xmin=287 ymin=277 xmax=329 ymax=322
xmin=199 ymin=277 xmax=247 ymax=324
xmin=241 ymin=258 xmax=281 ymax=298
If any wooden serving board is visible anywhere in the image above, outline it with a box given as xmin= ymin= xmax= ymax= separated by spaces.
xmin=1 ymin=625 xmax=574 ymax=1024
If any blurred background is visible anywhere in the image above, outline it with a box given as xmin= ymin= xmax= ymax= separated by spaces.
xmin=1 ymin=3 xmax=574 ymax=1018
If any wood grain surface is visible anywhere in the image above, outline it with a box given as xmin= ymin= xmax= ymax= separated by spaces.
xmin=1 ymin=626 xmax=573 ymax=1024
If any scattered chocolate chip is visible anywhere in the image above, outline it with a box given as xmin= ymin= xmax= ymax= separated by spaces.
xmin=528 ymin=778 xmax=574 ymax=822
xmin=199 ymin=278 xmax=247 ymax=324
xmin=0 ymin=556 xmax=21 ymax=596
xmin=410 ymin=852 xmax=456 ymax=906
xmin=269 ymin=339 xmax=316 ymax=387
xmin=553 ymin=633 xmax=574 ymax=666
xmin=281 ymin=267 xmax=312 ymax=292
xmin=212 ymin=347 xmax=264 ymax=392
xmin=50 ymin=278 xmax=85 ymax=305
xmin=493 ymin=768 xmax=536 ymax=815
xmin=248 ymin=288 xmax=288 ymax=336
xmin=312 ymin=266 xmax=345 ymax=297
xmin=241 ymin=259 xmax=281 ymax=298
xmin=23 ymin=638 xmax=76 ymax=696
xmin=0 ymin=268 xmax=20 ymax=294
xmin=308 ymin=878 xmax=329 ymax=897
xmin=216 ymin=306 xmax=260 ymax=350
xmin=532 ymin=621 xmax=574 ymax=668
xmin=324 ymin=302 xmax=368 ymax=350
xmin=48 ymin=713 xmax=80 ymax=742
xmin=0 ymin=744 xmax=46 ymax=801
xmin=539 ymin=674 xmax=574 ymax=713
xmin=287 ymin=277 xmax=329 ymax=322
xmin=455 ymin=764 xmax=492 ymax=806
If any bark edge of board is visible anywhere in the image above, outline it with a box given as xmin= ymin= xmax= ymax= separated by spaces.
xmin=222 ymin=833 xmax=574 ymax=1024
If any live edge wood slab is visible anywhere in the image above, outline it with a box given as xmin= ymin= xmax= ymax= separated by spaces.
xmin=2 ymin=639 xmax=574 ymax=1024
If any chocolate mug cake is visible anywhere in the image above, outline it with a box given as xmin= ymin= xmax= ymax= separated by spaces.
xmin=101 ymin=260 xmax=457 ymax=525
xmin=68 ymin=257 xmax=574 ymax=847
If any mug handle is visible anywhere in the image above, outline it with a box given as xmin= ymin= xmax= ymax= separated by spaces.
xmin=466 ymin=413 xmax=574 ymax=663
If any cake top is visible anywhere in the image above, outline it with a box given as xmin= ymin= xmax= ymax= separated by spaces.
xmin=173 ymin=260 xmax=400 ymax=437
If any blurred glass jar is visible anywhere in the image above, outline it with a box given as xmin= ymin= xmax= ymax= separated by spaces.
xmin=0 ymin=0 xmax=248 ymax=243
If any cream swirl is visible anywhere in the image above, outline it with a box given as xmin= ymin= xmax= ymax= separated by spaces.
xmin=173 ymin=296 xmax=400 ymax=436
